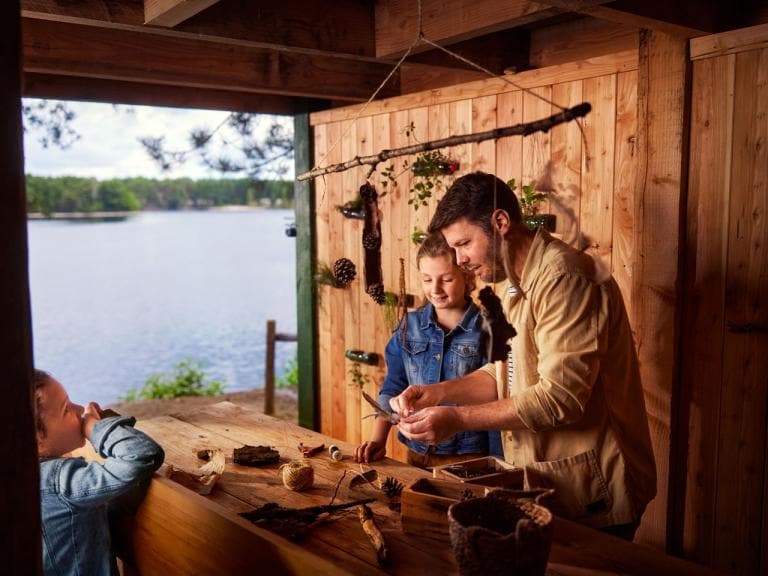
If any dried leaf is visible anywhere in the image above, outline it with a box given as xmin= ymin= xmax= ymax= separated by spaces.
xmin=350 ymin=469 xmax=379 ymax=489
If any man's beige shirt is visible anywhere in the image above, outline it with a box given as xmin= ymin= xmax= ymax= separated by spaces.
xmin=480 ymin=229 xmax=657 ymax=527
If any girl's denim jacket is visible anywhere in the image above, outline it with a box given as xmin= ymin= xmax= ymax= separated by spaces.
xmin=378 ymin=301 xmax=502 ymax=456
xmin=39 ymin=415 xmax=164 ymax=576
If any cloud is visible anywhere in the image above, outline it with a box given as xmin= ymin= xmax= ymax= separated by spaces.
xmin=22 ymin=100 xmax=294 ymax=180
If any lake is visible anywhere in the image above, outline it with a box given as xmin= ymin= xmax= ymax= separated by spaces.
xmin=28 ymin=209 xmax=297 ymax=405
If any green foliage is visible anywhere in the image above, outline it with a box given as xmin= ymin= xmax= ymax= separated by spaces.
xmin=119 ymin=359 xmax=224 ymax=401
xmin=25 ymin=175 xmax=294 ymax=214
xmin=411 ymin=227 xmax=428 ymax=245
xmin=507 ymin=178 xmax=547 ymax=217
xmin=348 ymin=362 xmax=370 ymax=390
xmin=276 ymin=354 xmax=299 ymax=388
xmin=379 ymin=123 xmax=457 ymax=212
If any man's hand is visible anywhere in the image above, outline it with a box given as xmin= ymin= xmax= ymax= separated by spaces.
xmin=354 ymin=440 xmax=386 ymax=464
xmin=397 ymin=406 xmax=461 ymax=445
xmin=389 ymin=384 xmax=442 ymax=418
xmin=81 ymin=402 xmax=102 ymax=440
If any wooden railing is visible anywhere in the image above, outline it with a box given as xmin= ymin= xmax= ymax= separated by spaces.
xmin=264 ymin=320 xmax=297 ymax=415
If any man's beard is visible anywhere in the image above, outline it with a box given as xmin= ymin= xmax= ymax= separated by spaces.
xmin=478 ymin=234 xmax=507 ymax=283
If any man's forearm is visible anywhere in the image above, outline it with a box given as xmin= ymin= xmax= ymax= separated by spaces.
xmin=454 ymin=397 xmax=528 ymax=432
xmin=440 ymin=369 xmax=498 ymax=405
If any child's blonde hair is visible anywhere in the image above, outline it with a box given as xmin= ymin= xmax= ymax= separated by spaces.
xmin=416 ymin=232 xmax=475 ymax=299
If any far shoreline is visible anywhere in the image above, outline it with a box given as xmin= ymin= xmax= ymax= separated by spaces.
xmin=27 ymin=205 xmax=281 ymax=220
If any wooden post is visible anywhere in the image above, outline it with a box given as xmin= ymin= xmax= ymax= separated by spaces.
xmin=294 ymin=110 xmax=318 ymax=430
xmin=264 ymin=320 xmax=276 ymax=416
xmin=0 ymin=1 xmax=42 ymax=573
xmin=631 ymin=29 xmax=691 ymax=551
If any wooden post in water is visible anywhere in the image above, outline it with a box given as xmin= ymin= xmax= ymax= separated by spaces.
xmin=264 ymin=320 xmax=298 ymax=416
xmin=265 ymin=320 xmax=276 ymax=415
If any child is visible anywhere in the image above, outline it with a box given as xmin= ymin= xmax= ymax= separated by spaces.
xmin=355 ymin=233 xmax=502 ymax=467
xmin=34 ymin=369 xmax=164 ymax=575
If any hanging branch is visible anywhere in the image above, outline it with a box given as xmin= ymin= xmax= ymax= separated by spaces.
xmin=297 ymin=103 xmax=590 ymax=182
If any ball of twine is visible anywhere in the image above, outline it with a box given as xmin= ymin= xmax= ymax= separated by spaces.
xmin=280 ymin=460 xmax=314 ymax=491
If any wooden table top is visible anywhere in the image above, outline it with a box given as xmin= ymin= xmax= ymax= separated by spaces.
xmin=135 ymin=401 xmax=722 ymax=576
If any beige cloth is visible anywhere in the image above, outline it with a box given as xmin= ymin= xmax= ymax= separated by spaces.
xmin=479 ymin=229 xmax=656 ymax=528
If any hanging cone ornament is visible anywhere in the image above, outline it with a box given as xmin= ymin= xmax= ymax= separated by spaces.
xmin=332 ymin=258 xmax=357 ymax=287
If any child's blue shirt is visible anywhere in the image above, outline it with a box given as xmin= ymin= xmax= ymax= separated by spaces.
xmin=39 ymin=415 xmax=164 ymax=576
xmin=378 ymin=302 xmax=503 ymax=457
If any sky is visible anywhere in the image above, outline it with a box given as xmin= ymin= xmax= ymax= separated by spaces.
xmin=22 ymin=99 xmax=294 ymax=180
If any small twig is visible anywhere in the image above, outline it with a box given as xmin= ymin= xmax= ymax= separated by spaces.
xmin=358 ymin=504 xmax=389 ymax=565
xmin=329 ymin=469 xmax=348 ymax=506
xmin=297 ymin=103 xmax=591 ymax=181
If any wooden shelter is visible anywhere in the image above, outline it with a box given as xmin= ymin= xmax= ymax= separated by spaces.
xmin=3 ymin=1 xmax=767 ymax=574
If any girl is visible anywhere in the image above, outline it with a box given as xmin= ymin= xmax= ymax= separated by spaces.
xmin=34 ymin=369 xmax=164 ymax=575
xmin=355 ymin=232 xmax=502 ymax=467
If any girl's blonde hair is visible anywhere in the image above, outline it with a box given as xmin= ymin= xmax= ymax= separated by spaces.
xmin=416 ymin=232 xmax=476 ymax=299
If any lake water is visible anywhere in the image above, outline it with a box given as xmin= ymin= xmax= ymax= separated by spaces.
xmin=28 ymin=209 xmax=297 ymax=405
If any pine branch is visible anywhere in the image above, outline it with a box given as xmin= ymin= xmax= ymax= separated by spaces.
xmin=297 ymin=103 xmax=591 ymax=181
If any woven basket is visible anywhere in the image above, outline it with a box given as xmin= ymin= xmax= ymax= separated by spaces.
xmin=447 ymin=489 xmax=553 ymax=576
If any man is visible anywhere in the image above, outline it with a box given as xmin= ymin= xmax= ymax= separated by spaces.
xmin=392 ymin=172 xmax=656 ymax=539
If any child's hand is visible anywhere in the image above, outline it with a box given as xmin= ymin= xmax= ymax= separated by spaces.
xmin=355 ymin=440 xmax=386 ymax=464
xmin=81 ymin=402 xmax=102 ymax=440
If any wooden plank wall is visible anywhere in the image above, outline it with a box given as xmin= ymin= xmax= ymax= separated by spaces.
xmin=310 ymin=49 xmax=648 ymax=476
xmin=310 ymin=49 xmax=685 ymax=538
xmin=682 ymin=24 xmax=768 ymax=576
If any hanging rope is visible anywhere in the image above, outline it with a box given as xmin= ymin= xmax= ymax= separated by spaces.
xmin=304 ymin=0 xmax=591 ymax=184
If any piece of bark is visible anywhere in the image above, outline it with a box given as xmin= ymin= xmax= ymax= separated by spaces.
xmin=233 ymin=445 xmax=280 ymax=466
xmin=298 ymin=442 xmax=325 ymax=457
xmin=358 ymin=503 xmax=389 ymax=565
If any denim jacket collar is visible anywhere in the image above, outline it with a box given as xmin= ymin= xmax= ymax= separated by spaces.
xmin=418 ymin=301 xmax=480 ymax=334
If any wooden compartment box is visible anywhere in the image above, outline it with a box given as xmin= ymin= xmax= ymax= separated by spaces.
xmin=432 ymin=456 xmax=524 ymax=488
xmin=401 ymin=477 xmax=486 ymax=542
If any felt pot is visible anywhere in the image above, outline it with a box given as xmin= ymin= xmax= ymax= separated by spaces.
xmin=447 ymin=489 xmax=553 ymax=576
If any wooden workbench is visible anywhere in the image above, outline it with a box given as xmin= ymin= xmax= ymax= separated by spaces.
xmin=121 ymin=402 xmax=722 ymax=576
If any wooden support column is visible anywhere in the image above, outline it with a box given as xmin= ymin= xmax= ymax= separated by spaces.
xmin=294 ymin=111 xmax=318 ymax=430
xmin=0 ymin=0 xmax=41 ymax=574
xmin=631 ymin=29 xmax=691 ymax=550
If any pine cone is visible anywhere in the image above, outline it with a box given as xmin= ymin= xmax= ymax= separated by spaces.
xmin=381 ymin=476 xmax=404 ymax=498
xmin=367 ymin=283 xmax=386 ymax=304
xmin=362 ymin=230 xmax=381 ymax=250
xmin=332 ymin=258 xmax=356 ymax=287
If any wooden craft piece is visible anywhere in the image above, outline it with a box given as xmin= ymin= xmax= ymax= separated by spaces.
xmin=477 ymin=286 xmax=517 ymax=362
xmin=233 ymin=445 xmax=280 ymax=466
xmin=360 ymin=182 xmax=385 ymax=304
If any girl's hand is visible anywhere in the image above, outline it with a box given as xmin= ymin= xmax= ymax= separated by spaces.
xmin=355 ymin=440 xmax=386 ymax=464
xmin=81 ymin=402 xmax=102 ymax=440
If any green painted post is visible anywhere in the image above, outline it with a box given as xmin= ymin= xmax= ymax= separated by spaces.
xmin=293 ymin=111 xmax=317 ymax=430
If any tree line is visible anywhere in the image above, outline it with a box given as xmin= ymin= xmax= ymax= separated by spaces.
xmin=26 ymin=175 xmax=294 ymax=215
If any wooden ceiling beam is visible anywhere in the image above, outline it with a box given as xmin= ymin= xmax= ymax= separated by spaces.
xmin=374 ymin=0 xmax=611 ymax=59
xmin=22 ymin=0 xmax=377 ymax=57
xmin=572 ymin=0 xmax=717 ymax=38
xmin=375 ymin=0 xmax=564 ymax=59
xmin=144 ymin=0 xmax=221 ymax=27
xmin=21 ymin=73 xmax=323 ymax=114
xmin=22 ymin=17 xmax=399 ymax=102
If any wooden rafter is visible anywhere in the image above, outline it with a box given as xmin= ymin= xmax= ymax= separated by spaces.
xmin=144 ymin=0 xmax=221 ymax=27
xmin=21 ymin=17 xmax=399 ymax=103
xmin=21 ymin=0 xmax=378 ymax=58
xmin=374 ymin=0 xmax=565 ymax=58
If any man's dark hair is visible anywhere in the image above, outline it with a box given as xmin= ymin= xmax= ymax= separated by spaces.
xmin=428 ymin=171 xmax=522 ymax=235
